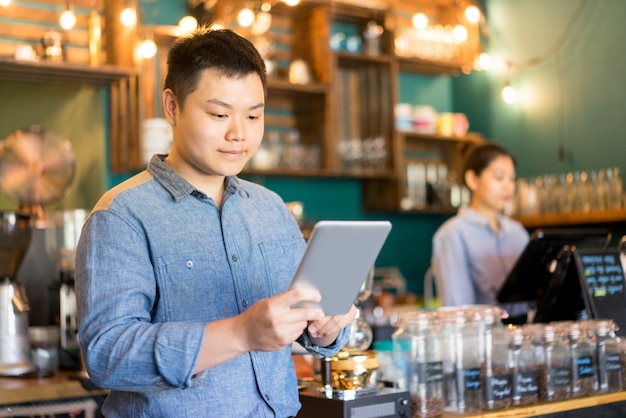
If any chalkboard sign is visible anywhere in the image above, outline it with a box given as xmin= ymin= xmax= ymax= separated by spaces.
xmin=574 ymin=247 xmax=626 ymax=335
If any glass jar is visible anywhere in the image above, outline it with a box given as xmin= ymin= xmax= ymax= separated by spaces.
xmin=438 ymin=307 xmax=483 ymax=414
xmin=569 ymin=322 xmax=595 ymax=398
xmin=509 ymin=326 xmax=539 ymax=407
xmin=538 ymin=324 xmax=571 ymax=402
xmin=475 ymin=306 xmax=511 ymax=410
xmin=483 ymin=324 xmax=511 ymax=410
xmin=592 ymin=319 xmax=622 ymax=393
xmin=392 ymin=310 xmax=444 ymax=418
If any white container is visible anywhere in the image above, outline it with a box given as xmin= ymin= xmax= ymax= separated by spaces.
xmin=142 ymin=118 xmax=173 ymax=164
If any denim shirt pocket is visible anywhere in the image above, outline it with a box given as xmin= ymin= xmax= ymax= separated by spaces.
xmin=154 ymin=251 xmax=233 ymax=322
xmin=258 ymin=237 xmax=304 ymax=295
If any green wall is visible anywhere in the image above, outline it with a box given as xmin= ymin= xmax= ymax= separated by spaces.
xmin=0 ymin=81 xmax=107 ymax=211
xmin=454 ymin=0 xmax=626 ymax=178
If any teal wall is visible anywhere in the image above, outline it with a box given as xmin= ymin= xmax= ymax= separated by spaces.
xmin=453 ymin=0 xmax=626 ymax=179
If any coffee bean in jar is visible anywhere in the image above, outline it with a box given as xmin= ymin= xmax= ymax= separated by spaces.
xmin=537 ymin=324 xmax=571 ymax=402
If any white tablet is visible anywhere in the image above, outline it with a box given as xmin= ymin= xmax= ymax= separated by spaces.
xmin=288 ymin=220 xmax=392 ymax=315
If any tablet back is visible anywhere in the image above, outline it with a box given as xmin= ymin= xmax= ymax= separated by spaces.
xmin=289 ymin=220 xmax=392 ymax=315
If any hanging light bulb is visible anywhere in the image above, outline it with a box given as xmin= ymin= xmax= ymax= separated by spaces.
xmin=474 ymin=51 xmax=491 ymax=71
xmin=0 ymin=0 xmax=11 ymax=7
xmin=237 ymin=7 xmax=255 ymax=28
xmin=138 ymin=35 xmax=157 ymax=59
xmin=59 ymin=2 xmax=77 ymax=30
xmin=465 ymin=5 xmax=481 ymax=24
xmin=178 ymin=15 xmax=198 ymax=34
xmin=282 ymin=0 xmax=300 ymax=6
xmin=502 ymin=81 xmax=517 ymax=104
xmin=453 ymin=24 xmax=468 ymax=43
xmin=120 ymin=2 xmax=137 ymax=27
xmin=412 ymin=12 xmax=428 ymax=30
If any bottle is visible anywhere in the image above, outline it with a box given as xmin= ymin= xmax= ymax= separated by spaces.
xmin=88 ymin=9 xmax=102 ymax=66
xmin=592 ymin=320 xmax=622 ymax=393
xmin=392 ymin=311 xmax=444 ymax=418
xmin=483 ymin=322 xmax=511 ymax=410
xmin=438 ymin=307 xmax=483 ymax=414
xmin=569 ymin=322 xmax=595 ymax=398
xmin=509 ymin=326 xmax=539 ymax=407
xmin=538 ymin=324 xmax=571 ymax=402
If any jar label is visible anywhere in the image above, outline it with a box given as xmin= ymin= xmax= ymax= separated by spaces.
xmin=605 ymin=354 xmax=621 ymax=372
xmin=417 ymin=361 xmax=444 ymax=384
xmin=513 ymin=371 xmax=538 ymax=398
xmin=463 ymin=367 xmax=481 ymax=391
xmin=573 ymin=356 xmax=594 ymax=378
xmin=549 ymin=367 xmax=571 ymax=387
xmin=485 ymin=374 xmax=511 ymax=401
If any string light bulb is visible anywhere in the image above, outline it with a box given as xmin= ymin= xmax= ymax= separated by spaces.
xmin=0 ymin=0 xmax=11 ymax=7
xmin=412 ymin=12 xmax=428 ymax=30
xmin=59 ymin=2 xmax=77 ymax=30
xmin=138 ymin=36 xmax=157 ymax=59
xmin=178 ymin=15 xmax=198 ymax=33
xmin=464 ymin=5 xmax=481 ymax=24
xmin=453 ymin=24 xmax=468 ymax=43
xmin=502 ymin=81 xmax=517 ymax=104
xmin=237 ymin=7 xmax=255 ymax=28
xmin=282 ymin=0 xmax=300 ymax=6
xmin=474 ymin=51 xmax=491 ymax=71
xmin=120 ymin=2 xmax=137 ymax=27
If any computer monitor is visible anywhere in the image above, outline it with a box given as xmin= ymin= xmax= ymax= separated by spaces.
xmin=496 ymin=228 xmax=611 ymax=321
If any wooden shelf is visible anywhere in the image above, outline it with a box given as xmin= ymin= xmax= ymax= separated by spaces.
xmin=0 ymin=371 xmax=108 ymax=405
xmin=514 ymin=209 xmax=626 ymax=229
xmin=399 ymin=130 xmax=484 ymax=144
xmin=242 ymin=167 xmax=395 ymax=179
xmin=397 ymin=56 xmax=473 ymax=76
xmin=0 ymin=57 xmax=136 ymax=86
xmin=267 ymin=78 xmax=328 ymax=95
xmin=446 ymin=391 xmax=626 ymax=418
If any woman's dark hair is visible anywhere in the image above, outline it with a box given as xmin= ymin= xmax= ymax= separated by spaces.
xmin=163 ymin=26 xmax=267 ymax=109
xmin=462 ymin=142 xmax=516 ymax=184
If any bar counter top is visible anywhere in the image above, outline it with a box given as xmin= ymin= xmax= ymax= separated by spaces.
xmin=0 ymin=371 xmax=108 ymax=405
xmin=446 ymin=391 xmax=626 ymax=417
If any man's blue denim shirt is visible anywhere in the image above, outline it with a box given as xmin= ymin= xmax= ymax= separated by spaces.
xmin=75 ymin=155 xmax=350 ymax=418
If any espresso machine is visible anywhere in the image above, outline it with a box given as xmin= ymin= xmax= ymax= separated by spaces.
xmin=0 ymin=211 xmax=37 ymax=376
xmin=0 ymin=126 xmax=77 ymax=373
xmin=298 ymin=268 xmax=411 ymax=418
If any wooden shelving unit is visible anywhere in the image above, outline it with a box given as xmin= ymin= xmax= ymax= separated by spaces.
xmin=514 ymin=209 xmax=626 ymax=229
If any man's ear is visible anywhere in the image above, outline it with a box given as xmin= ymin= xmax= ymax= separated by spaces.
xmin=162 ymin=89 xmax=178 ymax=126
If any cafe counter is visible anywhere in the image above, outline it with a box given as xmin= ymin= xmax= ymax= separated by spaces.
xmin=2 ymin=371 xmax=626 ymax=417
xmin=0 ymin=371 xmax=107 ymax=417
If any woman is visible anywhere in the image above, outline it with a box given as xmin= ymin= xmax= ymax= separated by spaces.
xmin=431 ymin=142 xmax=529 ymax=323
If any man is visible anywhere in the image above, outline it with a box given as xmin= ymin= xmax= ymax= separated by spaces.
xmin=76 ymin=27 xmax=356 ymax=418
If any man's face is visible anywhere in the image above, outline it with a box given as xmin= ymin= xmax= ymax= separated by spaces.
xmin=168 ymin=68 xmax=265 ymax=180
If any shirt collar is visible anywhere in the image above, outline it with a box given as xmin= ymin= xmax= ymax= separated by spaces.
xmin=458 ymin=206 xmax=512 ymax=233
xmin=147 ymin=154 xmax=248 ymax=202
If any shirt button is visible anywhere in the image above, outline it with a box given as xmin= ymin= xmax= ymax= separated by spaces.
xmin=242 ymin=300 xmax=249 ymax=308
xmin=185 ymin=260 xmax=193 ymax=268
xmin=232 ymin=255 xmax=238 ymax=262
